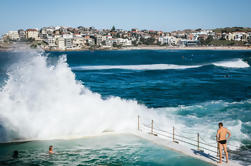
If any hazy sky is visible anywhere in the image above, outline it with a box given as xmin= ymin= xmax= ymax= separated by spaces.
xmin=1 ymin=0 xmax=251 ymax=35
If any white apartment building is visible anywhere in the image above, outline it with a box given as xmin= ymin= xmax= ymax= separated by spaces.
xmin=86 ymin=38 xmax=95 ymax=46
xmin=7 ymin=31 xmax=19 ymax=40
xmin=63 ymin=34 xmax=73 ymax=38
xmin=227 ymin=32 xmax=248 ymax=41
xmin=57 ymin=37 xmax=65 ymax=50
xmin=45 ymin=36 xmax=56 ymax=47
xmin=65 ymin=38 xmax=73 ymax=49
xmin=115 ymin=38 xmax=132 ymax=46
xmin=158 ymin=36 xmax=169 ymax=45
xmin=54 ymin=34 xmax=61 ymax=39
xmin=73 ymin=37 xmax=85 ymax=48
xmin=168 ymin=36 xmax=179 ymax=46
xmin=60 ymin=34 xmax=73 ymax=49
xmin=26 ymin=29 xmax=39 ymax=40
xmin=105 ymin=39 xmax=113 ymax=47
xmin=95 ymin=35 xmax=103 ymax=46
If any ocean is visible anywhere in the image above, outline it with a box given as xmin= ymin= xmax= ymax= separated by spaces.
xmin=0 ymin=48 xmax=250 ymax=165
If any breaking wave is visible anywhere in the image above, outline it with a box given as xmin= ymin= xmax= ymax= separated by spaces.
xmin=213 ymin=58 xmax=250 ymax=68
xmin=72 ymin=64 xmax=201 ymax=70
xmin=72 ymin=58 xmax=249 ymax=71
xmin=0 ymin=49 xmax=163 ymax=141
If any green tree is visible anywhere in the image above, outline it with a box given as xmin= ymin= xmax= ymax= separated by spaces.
xmin=101 ymin=40 xmax=106 ymax=45
xmin=248 ymin=36 xmax=251 ymax=44
xmin=113 ymin=42 xmax=122 ymax=48
xmin=132 ymin=40 xmax=138 ymax=46
xmin=140 ymin=37 xmax=156 ymax=45
xmin=205 ymin=35 xmax=214 ymax=43
xmin=111 ymin=25 xmax=115 ymax=32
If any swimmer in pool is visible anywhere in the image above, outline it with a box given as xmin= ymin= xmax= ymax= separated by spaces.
xmin=49 ymin=145 xmax=54 ymax=154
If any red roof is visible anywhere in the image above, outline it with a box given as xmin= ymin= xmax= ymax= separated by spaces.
xmin=26 ymin=29 xmax=38 ymax=32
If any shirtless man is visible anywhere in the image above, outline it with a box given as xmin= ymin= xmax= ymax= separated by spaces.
xmin=216 ymin=122 xmax=231 ymax=164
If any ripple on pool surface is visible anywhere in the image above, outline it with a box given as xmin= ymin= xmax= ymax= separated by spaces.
xmin=0 ymin=134 xmax=212 ymax=166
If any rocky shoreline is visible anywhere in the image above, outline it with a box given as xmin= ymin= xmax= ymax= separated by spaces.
xmin=41 ymin=46 xmax=251 ymax=52
xmin=1 ymin=44 xmax=251 ymax=52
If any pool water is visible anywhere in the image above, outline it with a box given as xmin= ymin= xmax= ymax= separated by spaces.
xmin=0 ymin=134 xmax=212 ymax=166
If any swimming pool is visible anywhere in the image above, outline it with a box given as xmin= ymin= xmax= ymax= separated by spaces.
xmin=0 ymin=134 xmax=212 ymax=166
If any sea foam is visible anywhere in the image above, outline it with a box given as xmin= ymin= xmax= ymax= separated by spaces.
xmin=0 ymin=49 xmax=167 ymax=140
xmin=72 ymin=64 xmax=201 ymax=70
xmin=213 ymin=58 xmax=250 ymax=68
xmin=72 ymin=59 xmax=249 ymax=71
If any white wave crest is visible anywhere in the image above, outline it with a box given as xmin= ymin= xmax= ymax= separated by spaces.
xmin=0 ymin=49 xmax=166 ymax=141
xmin=213 ymin=58 xmax=250 ymax=68
xmin=72 ymin=64 xmax=201 ymax=70
xmin=72 ymin=59 xmax=249 ymax=71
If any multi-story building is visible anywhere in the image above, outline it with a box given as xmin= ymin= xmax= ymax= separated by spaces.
xmin=114 ymin=38 xmax=132 ymax=46
xmin=86 ymin=38 xmax=95 ymax=46
xmin=45 ymin=36 xmax=56 ymax=47
xmin=18 ymin=29 xmax=26 ymax=40
xmin=7 ymin=31 xmax=19 ymax=40
xmin=158 ymin=36 xmax=169 ymax=45
xmin=73 ymin=37 xmax=85 ymax=48
xmin=105 ymin=39 xmax=113 ymax=47
xmin=248 ymin=32 xmax=251 ymax=43
xmin=0 ymin=37 xmax=4 ymax=43
xmin=65 ymin=38 xmax=73 ymax=49
xmin=26 ymin=29 xmax=39 ymax=40
xmin=95 ymin=35 xmax=103 ymax=46
xmin=63 ymin=33 xmax=73 ymax=39
xmin=226 ymin=32 xmax=248 ymax=42
xmin=56 ymin=37 xmax=65 ymax=50
xmin=179 ymin=39 xmax=199 ymax=47
xmin=166 ymin=36 xmax=179 ymax=46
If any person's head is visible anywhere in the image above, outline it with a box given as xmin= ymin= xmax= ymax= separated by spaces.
xmin=49 ymin=145 xmax=53 ymax=151
xmin=12 ymin=150 xmax=18 ymax=158
xmin=218 ymin=122 xmax=223 ymax=128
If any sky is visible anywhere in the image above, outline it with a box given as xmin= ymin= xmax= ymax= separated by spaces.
xmin=0 ymin=0 xmax=251 ymax=35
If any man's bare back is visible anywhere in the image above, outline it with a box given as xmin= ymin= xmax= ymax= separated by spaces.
xmin=217 ymin=127 xmax=230 ymax=141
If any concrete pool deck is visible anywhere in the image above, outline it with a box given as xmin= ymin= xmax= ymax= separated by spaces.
xmin=131 ymin=130 xmax=242 ymax=166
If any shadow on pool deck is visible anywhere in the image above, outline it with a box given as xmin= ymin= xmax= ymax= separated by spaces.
xmin=191 ymin=149 xmax=218 ymax=162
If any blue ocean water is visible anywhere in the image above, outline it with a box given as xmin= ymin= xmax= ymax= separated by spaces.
xmin=63 ymin=50 xmax=251 ymax=107
xmin=0 ymin=49 xmax=251 ymax=164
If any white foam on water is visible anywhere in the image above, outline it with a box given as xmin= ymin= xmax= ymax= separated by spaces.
xmin=72 ymin=58 xmax=249 ymax=71
xmin=155 ymin=100 xmax=250 ymax=151
xmin=72 ymin=64 xmax=201 ymax=70
xmin=0 ymin=49 xmax=164 ymax=140
xmin=213 ymin=58 xmax=250 ymax=68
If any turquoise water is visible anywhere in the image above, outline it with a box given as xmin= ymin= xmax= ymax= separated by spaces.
xmin=0 ymin=134 xmax=212 ymax=166
xmin=0 ymin=49 xmax=250 ymax=164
